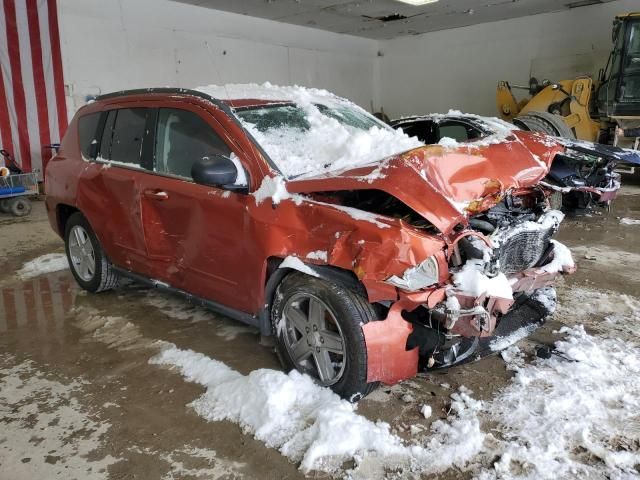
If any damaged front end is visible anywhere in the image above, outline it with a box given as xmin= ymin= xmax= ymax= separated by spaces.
xmin=545 ymin=146 xmax=622 ymax=211
xmin=363 ymin=189 xmax=575 ymax=384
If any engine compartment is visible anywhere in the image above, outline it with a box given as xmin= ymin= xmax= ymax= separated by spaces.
xmin=308 ymin=189 xmax=440 ymax=232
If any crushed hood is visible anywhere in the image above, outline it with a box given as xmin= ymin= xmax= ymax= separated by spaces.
xmin=287 ymin=131 xmax=563 ymax=234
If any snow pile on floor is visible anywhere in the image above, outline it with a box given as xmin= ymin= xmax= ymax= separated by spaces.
xmin=198 ymin=83 xmax=422 ymax=179
xmin=151 ymin=317 xmax=640 ymax=478
xmin=620 ymin=217 xmax=640 ymax=225
xmin=17 ymin=253 xmax=68 ymax=279
xmin=150 ymin=346 xmax=486 ymax=475
xmin=483 ymin=326 xmax=640 ymax=479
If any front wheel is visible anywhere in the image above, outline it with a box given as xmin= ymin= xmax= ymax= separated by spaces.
xmin=271 ymin=272 xmax=379 ymax=400
xmin=64 ymin=212 xmax=119 ymax=293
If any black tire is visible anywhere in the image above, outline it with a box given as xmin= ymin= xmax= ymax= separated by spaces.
xmin=0 ymin=199 xmax=10 ymax=213
xmin=8 ymin=197 xmax=32 ymax=217
xmin=271 ymin=272 xmax=380 ymax=401
xmin=64 ymin=212 xmax=119 ymax=293
xmin=514 ymin=111 xmax=576 ymax=139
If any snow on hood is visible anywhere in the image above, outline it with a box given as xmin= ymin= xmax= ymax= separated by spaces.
xmin=196 ymin=83 xmax=423 ymax=178
xmin=287 ymin=136 xmax=557 ymax=233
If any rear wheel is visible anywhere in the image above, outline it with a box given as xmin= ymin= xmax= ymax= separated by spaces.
xmin=64 ymin=212 xmax=119 ymax=293
xmin=514 ymin=111 xmax=576 ymax=139
xmin=0 ymin=199 xmax=9 ymax=213
xmin=8 ymin=197 xmax=32 ymax=217
xmin=271 ymin=272 xmax=379 ymax=401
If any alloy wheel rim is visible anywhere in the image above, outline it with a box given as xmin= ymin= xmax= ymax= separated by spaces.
xmin=281 ymin=293 xmax=346 ymax=386
xmin=69 ymin=225 xmax=96 ymax=282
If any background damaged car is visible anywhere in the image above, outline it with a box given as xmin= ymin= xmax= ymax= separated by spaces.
xmin=391 ymin=112 xmax=640 ymax=212
xmin=46 ymin=84 xmax=575 ymax=400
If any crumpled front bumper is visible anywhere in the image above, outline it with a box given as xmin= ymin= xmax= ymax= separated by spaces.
xmin=543 ymin=176 xmax=621 ymax=205
xmin=427 ymin=287 xmax=557 ymax=370
xmin=362 ymin=243 xmax=575 ymax=385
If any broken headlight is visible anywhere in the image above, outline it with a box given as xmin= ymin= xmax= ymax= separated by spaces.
xmin=385 ymin=256 xmax=439 ymax=291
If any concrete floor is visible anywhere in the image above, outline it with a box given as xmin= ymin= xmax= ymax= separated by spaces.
xmin=0 ymin=186 xmax=639 ymax=479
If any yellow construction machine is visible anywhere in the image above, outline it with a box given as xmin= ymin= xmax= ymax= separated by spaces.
xmin=497 ymin=13 xmax=640 ymax=150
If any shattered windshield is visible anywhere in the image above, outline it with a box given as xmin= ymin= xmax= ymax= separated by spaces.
xmin=235 ymin=102 xmax=422 ymax=179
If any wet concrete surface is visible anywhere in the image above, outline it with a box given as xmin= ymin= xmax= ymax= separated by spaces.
xmin=0 ymin=187 xmax=638 ymax=479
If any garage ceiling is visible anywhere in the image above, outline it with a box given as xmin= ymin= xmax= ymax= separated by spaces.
xmin=172 ymin=0 xmax=615 ymax=40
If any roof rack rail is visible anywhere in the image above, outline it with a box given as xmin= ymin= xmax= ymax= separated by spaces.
xmin=95 ymin=87 xmax=216 ymax=102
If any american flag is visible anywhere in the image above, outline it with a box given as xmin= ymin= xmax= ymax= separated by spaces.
xmin=0 ymin=0 xmax=67 ymax=177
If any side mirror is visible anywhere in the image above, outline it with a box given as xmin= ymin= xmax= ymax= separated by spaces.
xmin=191 ymin=154 xmax=237 ymax=188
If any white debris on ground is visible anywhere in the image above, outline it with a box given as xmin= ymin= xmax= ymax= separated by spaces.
xmin=197 ymin=83 xmax=422 ymax=179
xmin=0 ymin=355 xmax=118 ymax=479
xmin=150 ymin=345 xmax=487 ymax=476
xmin=147 ymin=284 xmax=640 ymax=479
xmin=481 ymin=326 xmax=640 ymax=479
xmin=16 ymin=253 xmax=68 ymax=279
xmin=64 ymin=279 xmax=639 ymax=479
xmin=620 ymin=217 xmax=640 ymax=225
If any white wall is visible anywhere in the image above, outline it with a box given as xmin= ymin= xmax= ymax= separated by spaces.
xmin=377 ymin=0 xmax=639 ymax=119
xmin=59 ymin=0 xmax=638 ymax=121
xmin=58 ymin=0 xmax=380 ymax=114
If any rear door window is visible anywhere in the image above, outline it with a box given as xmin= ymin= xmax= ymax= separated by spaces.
xmin=438 ymin=121 xmax=484 ymax=142
xmin=397 ymin=120 xmax=439 ymax=144
xmin=154 ymin=108 xmax=235 ymax=180
xmin=100 ymin=108 xmax=149 ymax=168
xmin=78 ymin=112 xmax=102 ymax=159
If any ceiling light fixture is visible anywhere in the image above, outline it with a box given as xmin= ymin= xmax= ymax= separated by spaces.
xmin=395 ymin=0 xmax=439 ymax=6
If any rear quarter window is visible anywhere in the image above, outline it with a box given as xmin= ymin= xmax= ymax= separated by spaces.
xmin=77 ymin=112 xmax=102 ymax=159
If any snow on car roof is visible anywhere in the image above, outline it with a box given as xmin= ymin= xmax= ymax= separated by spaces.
xmin=196 ymin=82 xmax=348 ymax=106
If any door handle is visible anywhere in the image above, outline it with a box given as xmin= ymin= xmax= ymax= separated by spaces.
xmin=143 ymin=189 xmax=169 ymax=201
